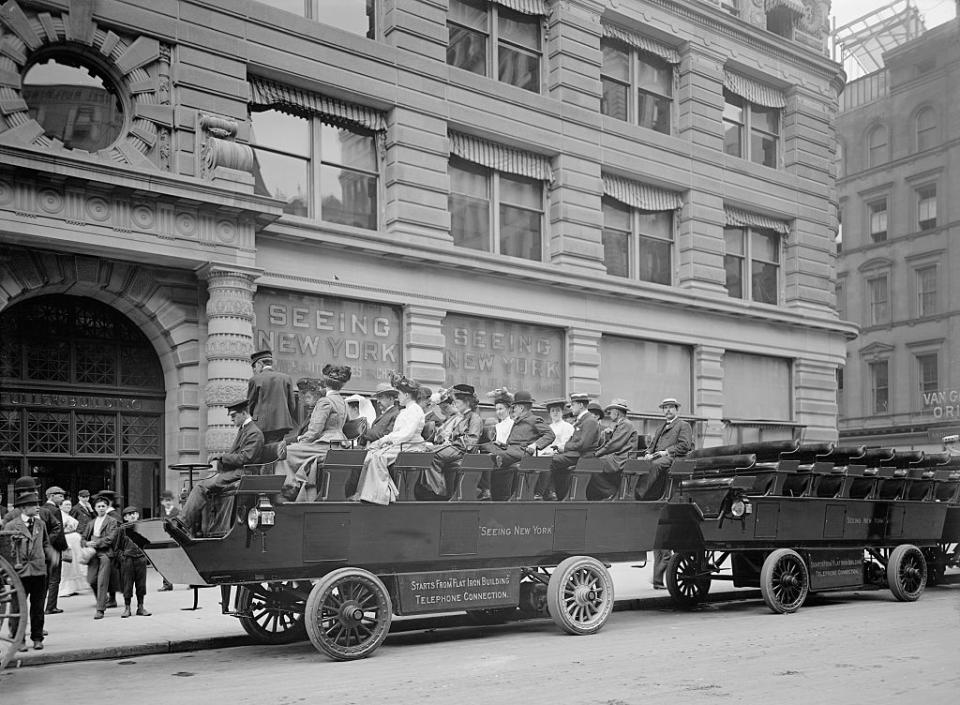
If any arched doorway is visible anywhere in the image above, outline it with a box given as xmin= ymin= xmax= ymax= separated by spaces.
xmin=0 ymin=294 xmax=165 ymax=515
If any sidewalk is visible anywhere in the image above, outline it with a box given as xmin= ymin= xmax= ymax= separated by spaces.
xmin=9 ymin=560 xmax=758 ymax=668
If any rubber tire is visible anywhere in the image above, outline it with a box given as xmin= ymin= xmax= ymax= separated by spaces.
xmin=665 ymin=552 xmax=712 ymax=609
xmin=887 ymin=544 xmax=926 ymax=602
xmin=0 ymin=556 xmax=28 ymax=670
xmin=236 ymin=581 xmax=308 ymax=645
xmin=546 ymin=556 xmax=614 ymax=636
xmin=304 ymin=568 xmax=392 ymax=661
xmin=760 ymin=549 xmax=809 ymax=615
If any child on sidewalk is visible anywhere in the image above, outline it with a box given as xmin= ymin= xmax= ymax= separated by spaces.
xmin=118 ymin=507 xmax=152 ymax=618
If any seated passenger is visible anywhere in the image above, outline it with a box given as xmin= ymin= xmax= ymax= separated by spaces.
xmin=350 ymin=374 xmax=426 ymax=505
xmin=533 ymin=398 xmax=576 ymax=500
xmin=418 ymin=385 xmax=484 ymax=500
xmin=360 ymin=384 xmax=400 ymax=446
xmin=548 ymin=393 xmax=600 ymax=500
xmin=173 ymin=399 xmax=264 ymax=536
xmin=278 ymin=377 xmax=324 ymax=455
xmin=344 ymin=393 xmax=376 ymax=441
xmin=274 ymin=365 xmax=351 ymax=501
xmin=485 ymin=391 xmax=555 ymax=501
xmin=587 ymin=398 xmax=637 ymax=501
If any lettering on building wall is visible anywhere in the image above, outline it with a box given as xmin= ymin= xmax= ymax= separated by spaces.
xmin=253 ymin=288 xmax=402 ymax=392
xmin=442 ymin=314 xmax=564 ymax=398
xmin=922 ymin=389 xmax=960 ymax=418
xmin=0 ymin=391 xmax=154 ymax=411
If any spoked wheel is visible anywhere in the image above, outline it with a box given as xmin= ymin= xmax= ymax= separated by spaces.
xmin=546 ymin=556 xmax=614 ymax=635
xmin=887 ymin=544 xmax=926 ymax=602
xmin=1 ymin=556 xmax=27 ymax=670
xmin=236 ymin=581 xmax=308 ymax=644
xmin=304 ymin=568 xmax=392 ymax=661
xmin=760 ymin=549 xmax=809 ymax=614
xmin=665 ymin=552 xmax=713 ymax=608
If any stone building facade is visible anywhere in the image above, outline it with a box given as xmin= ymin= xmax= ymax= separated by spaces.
xmin=836 ymin=19 xmax=960 ymax=450
xmin=0 ymin=0 xmax=850 ymax=512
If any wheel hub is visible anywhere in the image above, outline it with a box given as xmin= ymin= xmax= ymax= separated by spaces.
xmin=338 ymin=601 xmax=365 ymax=625
xmin=572 ymin=583 xmax=597 ymax=606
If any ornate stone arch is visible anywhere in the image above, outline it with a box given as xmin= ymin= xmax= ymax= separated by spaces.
xmin=0 ymin=0 xmax=172 ymax=170
xmin=0 ymin=247 xmax=201 ymax=468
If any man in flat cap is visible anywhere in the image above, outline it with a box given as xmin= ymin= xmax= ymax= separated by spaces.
xmin=548 ymin=392 xmax=600 ymax=500
xmin=173 ymin=399 xmax=264 ymax=537
xmin=39 ymin=485 xmax=67 ymax=614
xmin=642 ymin=397 xmax=694 ymax=588
xmin=247 ymin=349 xmax=298 ymax=443
xmin=486 ymin=391 xmax=555 ymax=501
xmin=587 ymin=398 xmax=638 ymax=501
xmin=71 ymin=489 xmax=95 ymax=534
xmin=361 ymin=383 xmax=401 ymax=446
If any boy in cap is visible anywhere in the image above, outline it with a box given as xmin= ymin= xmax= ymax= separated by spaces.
xmin=82 ymin=494 xmax=120 ymax=619
xmin=118 ymin=507 xmax=152 ymax=617
xmin=247 ymin=349 xmax=298 ymax=443
xmin=71 ymin=489 xmax=95 ymax=534
xmin=3 ymin=482 xmax=49 ymax=650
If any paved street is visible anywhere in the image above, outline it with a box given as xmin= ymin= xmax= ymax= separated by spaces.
xmin=4 ymin=580 xmax=958 ymax=705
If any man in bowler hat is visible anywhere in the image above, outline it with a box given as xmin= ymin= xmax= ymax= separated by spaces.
xmin=247 ymin=349 xmax=298 ymax=443
xmin=172 ymin=399 xmax=264 ymax=537
xmin=3 ymin=480 xmax=49 ymax=650
xmin=485 ymin=391 xmax=555 ymax=501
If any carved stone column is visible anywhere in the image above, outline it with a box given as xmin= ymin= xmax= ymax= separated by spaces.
xmin=198 ymin=264 xmax=259 ymax=456
xmin=694 ymin=345 xmax=725 ymax=448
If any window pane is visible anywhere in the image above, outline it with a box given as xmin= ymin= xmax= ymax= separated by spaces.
xmin=724 ymin=227 xmax=745 ymax=255
xmin=448 ymin=25 xmax=487 ymax=74
xmin=724 ymin=254 xmax=743 ymax=298
xmin=319 ymin=165 xmax=376 ymax=229
xmin=500 ymin=204 xmax=541 ymax=260
xmin=603 ymin=199 xmax=631 ymax=231
xmin=723 ymin=120 xmax=742 ymax=157
xmin=751 ymin=132 xmax=777 ymax=167
xmin=498 ymin=9 xmax=539 ymax=50
xmin=751 ymin=231 xmax=778 ymax=262
xmin=449 ymin=0 xmax=488 ymax=30
xmin=750 ymin=105 xmax=779 ymax=134
xmin=917 ymin=266 xmax=937 ymax=316
xmin=871 ymin=361 xmax=889 ymax=414
xmin=637 ymin=211 xmax=672 ymax=240
xmin=450 ymin=194 xmax=490 ymax=250
xmin=751 ymin=260 xmax=778 ymax=304
xmin=869 ymin=201 xmax=887 ymax=241
xmin=250 ymin=109 xmax=310 ymax=155
xmin=918 ymin=186 xmax=937 ymax=229
xmin=260 ymin=0 xmax=307 ymax=16
xmin=918 ymin=354 xmax=938 ymax=394
xmin=638 ymin=235 xmax=671 ymax=285
xmin=868 ymin=276 xmax=888 ymax=324
xmin=601 ymin=78 xmax=628 ymax=120
xmin=723 ymin=94 xmax=743 ymax=123
xmin=602 ymin=228 xmax=630 ymax=277
xmin=252 ymin=149 xmax=309 ymax=216
xmin=450 ymin=162 xmax=489 ymax=198
xmin=320 ymin=124 xmax=376 ymax=171
xmin=638 ymin=91 xmax=670 ymax=134
xmin=636 ymin=55 xmax=672 ymax=96
xmin=601 ymin=43 xmax=629 ymax=82
xmin=322 ymin=0 xmax=376 ymax=38
xmin=498 ymin=46 xmax=540 ymax=92
xmin=724 ymin=352 xmax=792 ymax=420
xmin=500 ymin=173 xmax=541 ymax=210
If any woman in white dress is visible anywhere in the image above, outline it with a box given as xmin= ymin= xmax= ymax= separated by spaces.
xmin=351 ymin=374 xmax=426 ymax=505
xmin=58 ymin=498 xmax=90 ymax=597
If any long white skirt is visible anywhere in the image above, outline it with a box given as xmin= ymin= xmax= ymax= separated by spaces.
xmin=353 ymin=440 xmax=427 ymax=505
xmin=60 ymin=531 xmax=91 ymax=596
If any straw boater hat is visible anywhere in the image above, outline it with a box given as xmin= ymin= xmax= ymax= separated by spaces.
xmin=659 ymin=397 xmax=681 ymax=409
xmin=374 ymin=382 xmax=399 ymax=397
xmin=543 ymin=398 xmax=567 ymax=410
xmin=569 ymin=392 xmax=591 ymax=404
xmin=604 ymin=398 xmax=630 ymax=413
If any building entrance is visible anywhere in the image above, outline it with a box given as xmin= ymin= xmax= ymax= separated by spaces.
xmin=0 ymin=295 xmax=165 ymax=514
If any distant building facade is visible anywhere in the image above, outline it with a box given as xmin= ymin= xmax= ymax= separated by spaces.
xmin=836 ymin=19 xmax=960 ymax=450
xmin=1 ymin=0 xmax=850 ymax=510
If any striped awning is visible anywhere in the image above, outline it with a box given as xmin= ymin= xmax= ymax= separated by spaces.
xmin=601 ymin=23 xmax=680 ymax=64
xmin=725 ymin=206 xmax=790 ymax=235
xmin=723 ymin=70 xmax=786 ymax=109
xmin=765 ymin=0 xmax=805 ymax=16
xmin=603 ymin=174 xmax=682 ymax=211
xmin=450 ymin=132 xmax=553 ymax=181
xmin=494 ymin=0 xmax=547 ymax=15
xmin=248 ymin=77 xmax=386 ymax=132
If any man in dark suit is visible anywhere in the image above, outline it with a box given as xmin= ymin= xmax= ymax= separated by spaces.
xmin=39 ymin=485 xmax=67 ymax=614
xmin=549 ymin=392 xmax=601 ymax=500
xmin=247 ymin=349 xmax=298 ymax=443
xmin=587 ymin=398 xmax=638 ymax=501
xmin=173 ymin=399 xmax=265 ymax=537
xmin=641 ymin=397 xmax=694 ymax=588
xmin=82 ymin=495 xmax=119 ymax=619
xmin=361 ymin=383 xmax=400 ymax=445
xmin=4 ymin=486 xmax=50 ymax=650
xmin=70 ymin=489 xmax=96 ymax=534
xmin=486 ymin=391 xmax=555 ymax=501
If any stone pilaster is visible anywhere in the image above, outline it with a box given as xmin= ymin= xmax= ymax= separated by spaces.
xmin=404 ymin=305 xmax=447 ymax=389
xmin=568 ymin=328 xmax=602 ymax=397
xmin=381 ymin=0 xmax=447 ymax=61
xmin=794 ymin=358 xmax=840 ymax=443
xmin=198 ymin=264 xmax=260 ymax=455
xmin=694 ymin=345 xmax=726 ymax=448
